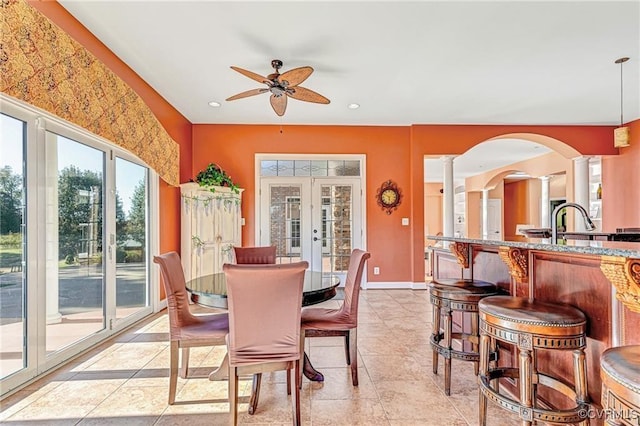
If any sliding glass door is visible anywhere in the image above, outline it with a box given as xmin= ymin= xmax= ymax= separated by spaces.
xmin=0 ymin=113 xmax=27 ymax=380
xmin=115 ymin=158 xmax=149 ymax=321
xmin=0 ymin=96 xmax=155 ymax=396
xmin=45 ymin=133 xmax=106 ymax=354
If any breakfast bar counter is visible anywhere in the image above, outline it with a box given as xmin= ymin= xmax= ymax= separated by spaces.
xmin=427 ymin=236 xmax=640 ymax=415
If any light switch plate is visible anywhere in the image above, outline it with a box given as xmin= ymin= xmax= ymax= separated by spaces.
xmin=402 ymin=218 xmax=409 ymax=226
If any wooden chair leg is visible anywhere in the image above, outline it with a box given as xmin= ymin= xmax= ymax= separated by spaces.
xmin=478 ymin=332 xmax=490 ymax=426
xmin=248 ymin=373 xmax=262 ymax=415
xmin=180 ymin=347 xmax=190 ymax=379
xmin=573 ymin=348 xmax=589 ymax=425
xmin=344 ymin=332 xmax=351 ymax=365
xmin=349 ymin=328 xmax=358 ymax=386
xmin=298 ymin=330 xmax=305 ymax=388
xmin=292 ymin=360 xmax=301 ymax=426
xmin=432 ymin=304 xmax=441 ymax=374
xmin=518 ymin=347 xmax=533 ymax=426
xmin=443 ymin=306 xmax=452 ymax=396
xmin=229 ymin=367 xmax=238 ymax=426
xmin=472 ymin=312 xmax=479 ymax=375
xmin=169 ymin=341 xmax=179 ymax=405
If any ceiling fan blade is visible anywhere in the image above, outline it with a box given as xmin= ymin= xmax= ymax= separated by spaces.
xmin=230 ymin=66 xmax=269 ymax=84
xmin=286 ymin=86 xmax=330 ymax=104
xmin=226 ymin=88 xmax=268 ymax=101
xmin=270 ymin=94 xmax=287 ymax=116
xmin=278 ymin=66 xmax=314 ymax=87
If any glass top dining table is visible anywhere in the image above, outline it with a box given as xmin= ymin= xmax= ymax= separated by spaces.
xmin=186 ymin=269 xmax=341 ymax=309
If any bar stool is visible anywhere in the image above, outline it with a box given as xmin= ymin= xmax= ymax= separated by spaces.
xmin=600 ymin=345 xmax=640 ymax=425
xmin=429 ymin=278 xmax=503 ymax=395
xmin=478 ymin=296 xmax=590 ymax=426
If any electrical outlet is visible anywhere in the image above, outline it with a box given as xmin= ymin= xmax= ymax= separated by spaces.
xmin=373 ymin=267 xmax=380 ymax=275
xmin=402 ymin=217 xmax=409 ymax=226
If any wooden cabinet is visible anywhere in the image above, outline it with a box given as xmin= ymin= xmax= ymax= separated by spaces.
xmin=180 ymin=183 xmax=243 ymax=281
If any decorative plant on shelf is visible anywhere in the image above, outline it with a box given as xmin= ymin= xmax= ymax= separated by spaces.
xmin=194 ymin=163 xmax=239 ymax=194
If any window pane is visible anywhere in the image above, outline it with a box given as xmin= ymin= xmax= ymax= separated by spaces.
xmin=293 ymin=160 xmax=311 ymax=176
xmin=115 ymin=158 xmax=149 ymax=320
xmin=0 ymin=113 xmax=26 ymax=379
xmin=269 ymin=185 xmax=302 ymax=263
xmin=260 ymin=160 xmax=278 ymax=176
xmin=320 ymin=184 xmax=352 ymax=274
xmin=46 ymin=133 xmax=105 ymax=354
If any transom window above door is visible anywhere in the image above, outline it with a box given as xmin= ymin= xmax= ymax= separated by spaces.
xmin=260 ymin=160 xmax=360 ymax=177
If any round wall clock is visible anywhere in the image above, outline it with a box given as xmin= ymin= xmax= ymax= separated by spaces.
xmin=376 ymin=180 xmax=402 ymax=214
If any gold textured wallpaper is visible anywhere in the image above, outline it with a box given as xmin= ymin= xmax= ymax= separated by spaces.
xmin=1 ymin=0 xmax=179 ymax=186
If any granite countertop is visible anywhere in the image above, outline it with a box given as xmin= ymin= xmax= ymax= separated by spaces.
xmin=427 ymin=235 xmax=640 ymax=258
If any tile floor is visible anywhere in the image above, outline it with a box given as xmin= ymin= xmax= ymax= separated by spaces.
xmin=1 ymin=289 xmax=519 ymax=425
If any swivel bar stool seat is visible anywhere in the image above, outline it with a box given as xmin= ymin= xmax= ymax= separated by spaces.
xmin=478 ymin=296 xmax=590 ymax=426
xmin=429 ymin=278 xmax=503 ymax=395
xmin=600 ymin=345 xmax=640 ymax=425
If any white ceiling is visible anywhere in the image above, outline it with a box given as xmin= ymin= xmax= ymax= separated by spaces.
xmin=58 ymin=0 xmax=639 ymax=181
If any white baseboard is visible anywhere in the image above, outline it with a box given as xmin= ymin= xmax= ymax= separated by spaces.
xmin=364 ymin=281 xmax=428 ymax=290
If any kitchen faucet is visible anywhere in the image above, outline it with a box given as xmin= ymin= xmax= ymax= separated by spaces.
xmin=551 ymin=202 xmax=596 ymax=244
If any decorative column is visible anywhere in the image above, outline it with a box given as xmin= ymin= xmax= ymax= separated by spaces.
xmin=539 ymin=176 xmax=550 ymax=228
xmin=573 ymin=156 xmax=590 ymax=232
xmin=442 ymin=156 xmax=455 ymax=238
xmin=482 ymin=189 xmax=489 ymax=239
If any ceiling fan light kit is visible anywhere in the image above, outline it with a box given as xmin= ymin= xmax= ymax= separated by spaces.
xmin=226 ymin=59 xmax=330 ymax=116
xmin=613 ymin=57 xmax=630 ymax=148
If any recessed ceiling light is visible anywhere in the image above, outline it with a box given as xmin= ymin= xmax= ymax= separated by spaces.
xmin=208 ymin=101 xmax=221 ymax=108
xmin=347 ymin=103 xmax=360 ymax=110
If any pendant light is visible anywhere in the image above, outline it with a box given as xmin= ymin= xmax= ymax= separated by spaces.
xmin=613 ymin=57 xmax=630 ymax=148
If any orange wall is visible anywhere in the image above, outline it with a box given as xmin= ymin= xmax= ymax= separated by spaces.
xmin=192 ymin=125 xmax=412 ymax=283
xmin=504 ymin=180 xmax=529 ymax=240
xmin=602 ymin=119 xmax=640 ymax=231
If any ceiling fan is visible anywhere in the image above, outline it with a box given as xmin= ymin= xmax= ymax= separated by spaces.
xmin=226 ymin=59 xmax=330 ymax=116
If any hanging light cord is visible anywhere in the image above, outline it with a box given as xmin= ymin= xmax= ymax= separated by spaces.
xmin=615 ymin=57 xmax=629 ymax=127
xmin=619 ymin=60 xmax=624 ymax=126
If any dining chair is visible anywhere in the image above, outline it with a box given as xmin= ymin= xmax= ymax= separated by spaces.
xmin=233 ymin=245 xmax=276 ymax=264
xmin=232 ymin=244 xmax=277 ymax=413
xmin=153 ymin=251 xmax=229 ymax=405
xmin=224 ymin=261 xmax=307 ymax=426
xmin=300 ymin=249 xmax=370 ymax=386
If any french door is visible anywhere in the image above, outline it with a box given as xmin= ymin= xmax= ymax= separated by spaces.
xmin=259 ymin=176 xmax=363 ymax=281
xmin=0 ymin=96 xmax=156 ymax=396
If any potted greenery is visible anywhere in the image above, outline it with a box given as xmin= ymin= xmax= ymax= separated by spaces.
xmin=194 ymin=163 xmax=239 ymax=193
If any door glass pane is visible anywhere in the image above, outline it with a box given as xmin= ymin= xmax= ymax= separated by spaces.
xmin=269 ymin=185 xmax=302 ymax=263
xmin=320 ymin=184 xmax=352 ymax=274
xmin=0 ymin=114 xmax=26 ymax=379
xmin=46 ymin=133 xmax=105 ymax=354
xmin=115 ymin=158 xmax=148 ymax=320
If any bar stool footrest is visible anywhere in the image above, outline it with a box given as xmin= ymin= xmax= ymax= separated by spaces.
xmin=479 ymin=369 xmax=589 ymax=424
xmin=430 ymin=334 xmax=480 ymax=362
